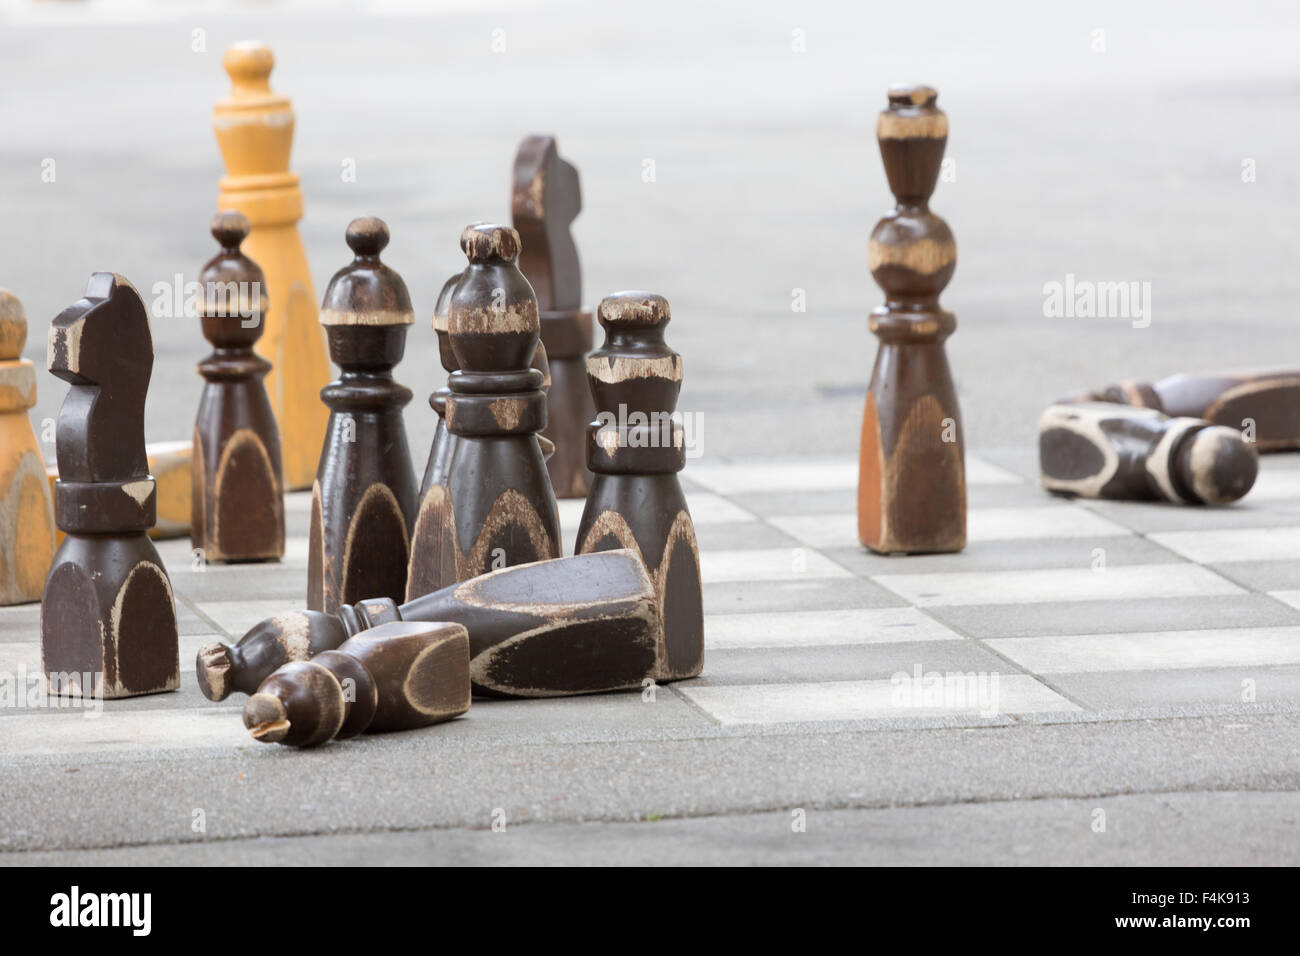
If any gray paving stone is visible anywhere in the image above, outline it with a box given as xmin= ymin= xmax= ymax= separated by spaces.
xmin=825 ymin=536 xmax=1180 ymax=577
xmin=688 ymin=641 xmax=1009 ymax=686
xmin=1051 ymin=665 xmax=1300 ymax=711
xmin=704 ymin=578 xmax=906 ymax=615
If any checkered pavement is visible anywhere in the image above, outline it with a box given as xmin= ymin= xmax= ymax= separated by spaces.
xmin=4 ymin=450 xmax=1300 ymax=756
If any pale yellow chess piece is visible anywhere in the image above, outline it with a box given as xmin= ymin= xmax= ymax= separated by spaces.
xmin=0 ymin=289 xmax=56 ymax=605
xmin=213 ymin=41 xmax=330 ymax=490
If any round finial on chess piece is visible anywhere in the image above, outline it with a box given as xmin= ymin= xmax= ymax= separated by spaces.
xmin=0 ymin=288 xmax=28 ymax=360
xmin=597 ymin=291 xmax=670 ymax=330
xmin=1181 ymin=426 xmax=1259 ymax=505
xmin=210 ymin=210 xmax=250 ymax=251
xmin=223 ymin=41 xmax=275 ymax=91
xmin=887 ymin=84 xmax=938 ymax=109
xmin=346 ymin=216 xmax=390 ymax=258
xmin=461 ymin=223 xmax=521 ymax=263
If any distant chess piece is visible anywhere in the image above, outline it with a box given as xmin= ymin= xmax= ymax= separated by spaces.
xmin=437 ymin=223 xmax=560 ymax=582
xmin=243 ymin=620 xmax=470 ymax=748
xmin=43 ymin=274 xmax=179 ymax=698
xmin=214 ymin=40 xmax=330 ymax=491
xmin=309 ymin=217 xmax=418 ymax=612
xmin=576 ymin=292 xmax=703 ymax=682
xmin=192 ymin=211 xmax=285 ymax=563
xmin=858 ymin=84 xmax=966 ymax=554
xmin=512 ymin=134 xmax=595 ymax=499
xmin=1039 ymin=403 xmax=1258 ymax=505
xmin=407 ymin=268 xmax=556 ymax=599
xmin=197 ymin=549 xmax=661 ymax=700
xmin=1060 ymin=369 xmax=1300 ymax=452
xmin=0 ymin=289 xmax=55 ymax=605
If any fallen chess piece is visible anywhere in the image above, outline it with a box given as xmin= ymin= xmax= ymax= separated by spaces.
xmin=1039 ymin=402 xmax=1258 ymax=505
xmin=243 ymin=620 xmax=470 ymax=748
xmin=197 ymin=549 xmax=660 ymax=701
xmin=1059 ymin=369 xmax=1300 ymax=452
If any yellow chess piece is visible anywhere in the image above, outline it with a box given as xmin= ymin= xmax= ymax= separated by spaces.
xmin=0 ymin=289 xmax=56 ymax=605
xmin=213 ymin=41 xmax=330 ymax=490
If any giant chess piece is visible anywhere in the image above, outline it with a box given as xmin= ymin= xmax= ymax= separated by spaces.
xmin=0 ymin=289 xmax=56 ymax=605
xmin=1039 ymin=402 xmax=1258 ymax=505
xmin=858 ymin=84 xmax=966 ymax=554
xmin=42 ymin=274 xmax=179 ymax=698
xmin=576 ymin=292 xmax=703 ymax=682
xmin=192 ymin=211 xmax=285 ymax=562
xmin=512 ymin=135 xmax=595 ymax=498
xmin=243 ymin=620 xmax=470 ymax=748
xmin=436 ymin=223 xmax=561 ymax=582
xmin=197 ymin=549 xmax=661 ymax=700
xmin=214 ymin=40 xmax=330 ymax=491
xmin=309 ymin=217 xmax=418 ymax=612
xmin=1061 ymin=369 xmax=1300 ymax=452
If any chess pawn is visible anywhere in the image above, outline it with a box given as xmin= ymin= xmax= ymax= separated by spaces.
xmin=196 ymin=549 xmax=661 ymax=701
xmin=243 ymin=620 xmax=470 ymax=748
xmin=1039 ymin=403 xmax=1258 ymax=504
xmin=438 ymin=224 xmax=561 ymax=582
xmin=43 ymin=274 xmax=179 ymax=698
xmin=858 ymin=84 xmax=966 ymax=554
xmin=309 ymin=217 xmax=418 ymax=612
xmin=512 ymin=135 xmax=595 ymax=498
xmin=214 ymin=41 xmax=330 ymax=491
xmin=407 ymin=270 xmax=555 ymax=599
xmin=576 ymin=292 xmax=703 ymax=682
xmin=0 ymin=290 xmax=56 ymax=606
xmin=1061 ymin=369 xmax=1300 ymax=452
xmin=192 ymin=211 xmax=285 ymax=562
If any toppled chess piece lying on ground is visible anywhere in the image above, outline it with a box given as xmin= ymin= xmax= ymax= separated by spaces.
xmin=197 ymin=549 xmax=661 ymax=701
xmin=1039 ymin=402 xmax=1258 ymax=505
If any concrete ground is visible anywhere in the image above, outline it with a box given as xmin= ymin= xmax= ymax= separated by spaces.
xmin=1 ymin=0 xmax=1299 ymax=865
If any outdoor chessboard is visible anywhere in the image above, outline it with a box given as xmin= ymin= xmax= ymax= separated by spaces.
xmin=5 ymin=447 xmax=1300 ymax=771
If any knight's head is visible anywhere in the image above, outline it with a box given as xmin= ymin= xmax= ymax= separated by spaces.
xmin=48 ymin=273 xmax=153 ymax=390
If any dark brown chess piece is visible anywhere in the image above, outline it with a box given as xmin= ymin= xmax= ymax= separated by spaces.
xmin=197 ymin=549 xmax=660 ymax=700
xmin=243 ymin=620 xmax=470 ymax=747
xmin=406 ymin=272 xmax=463 ymax=600
xmin=192 ymin=211 xmax=285 ymax=563
xmin=576 ymin=292 xmax=703 ymax=683
xmin=436 ymin=223 xmax=560 ymax=583
xmin=1060 ymin=369 xmax=1300 ymax=452
xmin=858 ymin=84 xmax=965 ymax=555
xmin=42 ymin=274 xmax=179 ymax=698
xmin=1039 ymin=402 xmax=1258 ymax=504
xmin=512 ymin=134 xmax=595 ymax=499
xmin=309 ymin=217 xmax=418 ymax=612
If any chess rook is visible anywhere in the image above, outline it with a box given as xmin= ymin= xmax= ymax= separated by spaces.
xmin=1039 ymin=403 xmax=1258 ymax=505
xmin=858 ymin=84 xmax=966 ymax=554
xmin=197 ymin=549 xmax=660 ymax=700
xmin=43 ymin=275 xmax=179 ymax=698
xmin=576 ymin=292 xmax=703 ymax=682
xmin=309 ymin=217 xmax=418 ymax=612
xmin=243 ymin=620 xmax=470 ymax=748
xmin=214 ymin=41 xmax=330 ymax=490
xmin=1061 ymin=369 xmax=1300 ymax=452
xmin=0 ymin=290 xmax=55 ymax=605
xmin=512 ymin=134 xmax=595 ymax=499
xmin=436 ymin=223 xmax=560 ymax=582
xmin=192 ymin=211 xmax=285 ymax=562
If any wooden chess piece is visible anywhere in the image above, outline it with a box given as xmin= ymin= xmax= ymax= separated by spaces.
xmin=197 ymin=549 xmax=660 ymax=700
xmin=858 ymin=84 xmax=966 ymax=554
xmin=214 ymin=41 xmax=330 ymax=491
xmin=0 ymin=289 xmax=56 ymax=605
xmin=576 ymin=292 xmax=703 ymax=682
xmin=437 ymin=223 xmax=561 ymax=583
xmin=1060 ymin=369 xmax=1300 ymax=452
xmin=1039 ymin=402 xmax=1258 ymax=504
xmin=309 ymin=217 xmax=418 ymax=612
xmin=512 ymin=134 xmax=595 ymax=498
xmin=243 ymin=620 xmax=470 ymax=748
xmin=42 ymin=274 xmax=179 ymax=698
xmin=192 ymin=211 xmax=285 ymax=563
xmin=407 ymin=270 xmax=555 ymax=599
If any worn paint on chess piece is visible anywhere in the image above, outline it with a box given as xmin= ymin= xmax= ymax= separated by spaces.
xmin=858 ymin=84 xmax=966 ymax=554
xmin=42 ymin=274 xmax=179 ymax=698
